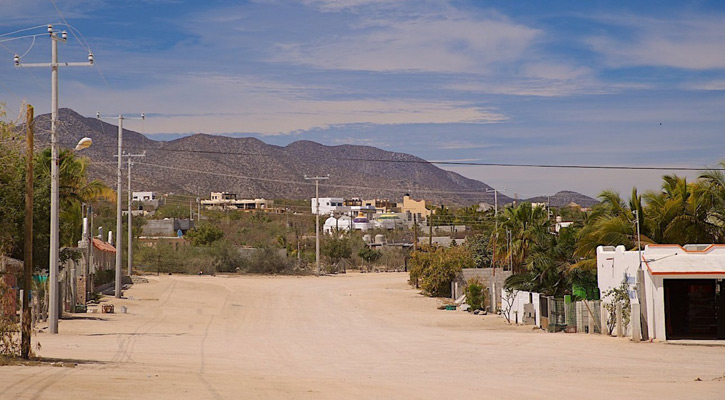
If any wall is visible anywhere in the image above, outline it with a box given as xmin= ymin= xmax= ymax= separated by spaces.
xmin=456 ymin=268 xmax=512 ymax=311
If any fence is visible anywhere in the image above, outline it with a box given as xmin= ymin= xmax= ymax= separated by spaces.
xmin=502 ymin=289 xmax=603 ymax=334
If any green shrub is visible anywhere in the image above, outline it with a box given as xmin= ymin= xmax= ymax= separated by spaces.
xmin=409 ymin=245 xmax=474 ymax=297
xmin=465 ymin=278 xmax=485 ymax=310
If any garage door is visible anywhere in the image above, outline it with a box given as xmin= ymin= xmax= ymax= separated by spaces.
xmin=664 ymin=279 xmax=724 ymax=340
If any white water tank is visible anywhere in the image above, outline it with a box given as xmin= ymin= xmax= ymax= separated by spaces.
xmin=363 ymin=234 xmax=371 ymax=243
xmin=374 ymin=234 xmax=385 ymax=244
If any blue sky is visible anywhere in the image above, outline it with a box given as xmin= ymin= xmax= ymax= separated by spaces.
xmin=1 ymin=0 xmax=724 ymax=198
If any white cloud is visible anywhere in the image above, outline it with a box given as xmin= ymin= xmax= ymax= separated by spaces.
xmin=272 ymin=7 xmax=540 ymax=73
xmin=681 ymin=80 xmax=725 ymax=91
xmin=299 ymin=0 xmax=395 ymax=12
xmin=586 ymin=15 xmax=725 ymax=70
xmin=58 ymin=73 xmax=507 ymax=135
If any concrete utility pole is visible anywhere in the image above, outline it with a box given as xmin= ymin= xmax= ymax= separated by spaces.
xmin=99 ymin=112 xmax=144 ymax=298
xmin=305 ymin=175 xmax=329 ymax=276
xmin=21 ymin=105 xmax=34 ymax=359
xmin=126 ymin=152 xmax=145 ymax=276
xmin=15 ymin=24 xmax=94 ymax=334
xmin=115 ymin=115 xmax=123 ymax=298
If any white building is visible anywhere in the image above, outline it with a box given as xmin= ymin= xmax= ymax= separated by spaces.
xmin=132 ymin=191 xmax=156 ymax=201
xmin=311 ymin=197 xmax=350 ymax=215
xmin=597 ymin=244 xmax=725 ymax=341
xmin=202 ymin=192 xmax=273 ymax=210
xmin=132 ymin=191 xmax=162 ymax=209
xmin=323 ymin=215 xmax=352 ymax=234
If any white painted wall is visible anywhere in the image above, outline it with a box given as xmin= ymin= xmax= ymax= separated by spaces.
xmin=311 ymin=197 xmax=349 ymax=215
xmin=597 ymin=244 xmax=725 ymax=340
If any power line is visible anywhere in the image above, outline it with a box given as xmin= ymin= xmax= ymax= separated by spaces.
xmin=54 ymin=139 xmax=724 ymax=172
xmin=133 ymin=161 xmax=524 ymax=197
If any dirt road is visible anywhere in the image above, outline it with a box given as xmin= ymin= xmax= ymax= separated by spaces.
xmin=1 ymin=272 xmax=723 ymax=399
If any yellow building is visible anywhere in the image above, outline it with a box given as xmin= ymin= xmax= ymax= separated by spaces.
xmin=400 ymin=194 xmax=430 ymax=223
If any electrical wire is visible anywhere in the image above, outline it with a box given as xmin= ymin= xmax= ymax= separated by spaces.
xmin=55 ymin=139 xmax=725 ymax=172
xmin=0 ymin=24 xmax=50 ymax=38
xmin=132 ymin=161 xmax=538 ymax=197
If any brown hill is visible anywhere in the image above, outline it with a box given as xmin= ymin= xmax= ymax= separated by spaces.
xmin=30 ymin=109 xmax=525 ymax=205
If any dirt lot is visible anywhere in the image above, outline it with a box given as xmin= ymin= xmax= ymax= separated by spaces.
xmin=1 ymin=272 xmax=723 ymax=399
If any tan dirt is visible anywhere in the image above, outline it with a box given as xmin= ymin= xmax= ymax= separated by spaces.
xmin=1 ymin=272 xmax=723 ymax=399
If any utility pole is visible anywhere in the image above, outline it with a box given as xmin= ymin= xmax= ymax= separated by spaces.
xmin=126 ymin=152 xmax=145 ymax=276
xmin=115 ymin=115 xmax=123 ymax=298
xmin=21 ymin=105 xmax=34 ymax=359
xmin=413 ymin=214 xmax=418 ymax=251
xmin=15 ymin=24 xmax=94 ymax=334
xmin=305 ymin=175 xmax=329 ymax=276
xmin=99 ymin=112 xmax=144 ymax=298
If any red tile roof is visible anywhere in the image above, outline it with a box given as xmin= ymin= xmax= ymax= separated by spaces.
xmin=92 ymin=238 xmax=116 ymax=253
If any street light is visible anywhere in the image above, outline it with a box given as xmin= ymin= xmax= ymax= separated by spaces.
xmin=74 ymin=137 xmax=92 ymax=151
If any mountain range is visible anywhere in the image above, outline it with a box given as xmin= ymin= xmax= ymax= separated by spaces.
xmin=29 ymin=109 xmax=597 ymax=207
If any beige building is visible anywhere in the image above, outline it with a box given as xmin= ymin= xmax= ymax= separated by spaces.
xmin=201 ymin=192 xmax=273 ymax=211
xmin=400 ymin=194 xmax=430 ymax=223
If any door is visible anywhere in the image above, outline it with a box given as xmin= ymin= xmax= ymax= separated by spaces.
xmin=664 ymin=279 xmax=718 ymax=340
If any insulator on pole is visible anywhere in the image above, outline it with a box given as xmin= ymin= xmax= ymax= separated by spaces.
xmin=14 ymin=54 xmax=19 ymax=66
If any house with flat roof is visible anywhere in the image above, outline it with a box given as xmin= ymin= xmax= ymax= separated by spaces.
xmin=202 ymin=192 xmax=273 ymax=211
xmin=597 ymin=244 xmax=725 ymax=341
xmin=311 ymin=197 xmax=350 ymax=215
xmin=400 ymin=194 xmax=430 ymax=223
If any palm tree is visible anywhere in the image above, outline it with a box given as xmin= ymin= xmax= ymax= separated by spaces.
xmin=38 ymin=149 xmax=112 ymax=247
xmin=574 ymin=188 xmax=651 ymax=264
xmin=493 ymin=202 xmax=549 ymax=273
xmin=643 ymin=175 xmax=719 ymax=244
xmin=505 ymin=225 xmax=579 ymax=296
xmin=698 ymin=162 xmax=725 ymax=242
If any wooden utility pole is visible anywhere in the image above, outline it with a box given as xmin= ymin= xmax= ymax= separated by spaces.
xmin=413 ymin=214 xmax=418 ymax=251
xmin=21 ymin=105 xmax=34 ymax=359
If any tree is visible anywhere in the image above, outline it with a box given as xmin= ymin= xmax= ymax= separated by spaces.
xmin=358 ymin=246 xmax=382 ymax=270
xmin=504 ymin=225 xmax=581 ymax=297
xmin=186 ymin=223 xmax=224 ymax=246
xmin=463 ymin=233 xmax=492 ymax=268
xmin=322 ymin=236 xmax=352 ymax=271
xmin=0 ymin=113 xmax=107 ymax=271
xmin=699 ymin=162 xmax=725 ymax=242
xmin=493 ymin=202 xmax=549 ymax=273
xmin=408 ymin=245 xmax=474 ymax=297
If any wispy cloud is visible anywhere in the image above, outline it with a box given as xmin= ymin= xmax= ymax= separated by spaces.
xmin=586 ymin=14 xmax=725 ymax=70
xmin=64 ymin=72 xmax=508 ymax=135
xmin=272 ymin=4 xmax=540 ymax=73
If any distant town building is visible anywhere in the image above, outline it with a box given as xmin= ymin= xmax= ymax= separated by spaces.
xmin=554 ymin=216 xmax=574 ymax=233
xmin=132 ymin=191 xmax=163 ymax=210
xmin=311 ymin=197 xmax=350 ymax=215
xmin=400 ymin=194 xmax=430 ymax=223
xmin=202 ymin=192 xmax=273 ymax=210
xmin=133 ymin=191 xmax=156 ymax=202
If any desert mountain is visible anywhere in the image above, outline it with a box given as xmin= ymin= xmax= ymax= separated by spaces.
xmin=29 ymin=109 xmax=593 ymax=207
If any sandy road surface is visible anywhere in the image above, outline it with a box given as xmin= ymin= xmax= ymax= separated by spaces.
xmin=1 ymin=272 xmax=724 ymax=399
